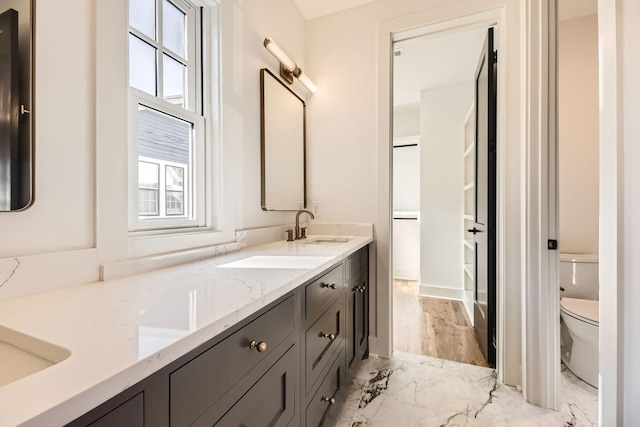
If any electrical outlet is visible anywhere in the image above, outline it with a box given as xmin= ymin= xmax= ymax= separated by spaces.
xmin=312 ymin=201 xmax=320 ymax=217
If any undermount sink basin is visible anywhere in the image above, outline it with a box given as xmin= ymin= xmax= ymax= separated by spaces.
xmin=218 ymin=255 xmax=333 ymax=269
xmin=303 ymin=237 xmax=352 ymax=245
xmin=0 ymin=325 xmax=71 ymax=388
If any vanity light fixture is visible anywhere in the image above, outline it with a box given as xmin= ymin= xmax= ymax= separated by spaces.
xmin=263 ymin=37 xmax=317 ymax=94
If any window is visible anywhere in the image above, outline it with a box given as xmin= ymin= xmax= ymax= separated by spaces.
xmin=128 ymin=0 xmax=205 ymax=230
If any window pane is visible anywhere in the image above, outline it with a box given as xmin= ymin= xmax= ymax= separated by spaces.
xmin=139 ymin=161 xmax=159 ymax=189
xmin=163 ymin=54 xmax=186 ymax=106
xmin=166 ymin=191 xmax=184 ymax=215
xmin=139 ymin=189 xmax=159 ymax=215
xmin=166 ymin=165 xmax=184 ymax=191
xmin=129 ymin=0 xmax=156 ymax=39
xmin=129 ymin=35 xmax=157 ymax=95
xmin=163 ymin=0 xmax=186 ymax=58
xmin=138 ymin=106 xmax=193 ymax=220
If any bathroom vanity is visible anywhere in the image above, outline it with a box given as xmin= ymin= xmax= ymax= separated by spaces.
xmin=0 ymin=234 xmax=371 ymax=427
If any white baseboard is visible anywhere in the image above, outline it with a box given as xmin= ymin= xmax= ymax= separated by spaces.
xmin=463 ymin=290 xmax=475 ymax=325
xmin=418 ymin=284 xmax=464 ymax=301
xmin=393 ymin=269 xmax=419 ymax=281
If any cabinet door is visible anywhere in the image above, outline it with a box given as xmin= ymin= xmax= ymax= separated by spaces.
xmin=87 ymin=393 xmax=144 ymax=427
xmin=305 ymin=349 xmax=345 ymax=427
xmin=200 ymin=345 xmax=297 ymax=427
xmin=345 ymin=285 xmax=356 ymax=368
xmin=171 ymin=296 xmax=295 ymax=426
xmin=355 ymin=271 xmax=369 ymax=360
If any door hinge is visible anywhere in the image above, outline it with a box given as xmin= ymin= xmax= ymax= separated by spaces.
xmin=493 ymin=51 xmax=498 ymax=64
xmin=548 ymin=239 xmax=558 ymax=250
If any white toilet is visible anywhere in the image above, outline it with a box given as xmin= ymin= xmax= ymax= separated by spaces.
xmin=559 ymin=253 xmax=599 ymax=388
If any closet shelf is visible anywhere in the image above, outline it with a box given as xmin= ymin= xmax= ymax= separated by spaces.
xmin=463 ymin=182 xmax=474 ymax=191
xmin=463 ymin=214 xmax=474 ymax=221
xmin=463 ymin=239 xmax=474 ymax=250
xmin=464 ymin=264 xmax=474 ymax=280
xmin=463 ymin=143 xmax=475 ymax=158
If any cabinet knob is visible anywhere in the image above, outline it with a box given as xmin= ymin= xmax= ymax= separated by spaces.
xmin=356 ymin=286 xmax=365 ymax=293
xmin=250 ymin=340 xmax=268 ymax=353
xmin=321 ymin=282 xmax=337 ymax=290
xmin=321 ymin=396 xmax=336 ymax=405
xmin=320 ymin=332 xmax=336 ymax=340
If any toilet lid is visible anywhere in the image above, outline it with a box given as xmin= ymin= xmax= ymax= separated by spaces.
xmin=560 ymin=298 xmax=599 ymax=325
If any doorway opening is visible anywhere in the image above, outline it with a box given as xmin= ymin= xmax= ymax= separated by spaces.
xmin=391 ymin=25 xmax=495 ymax=369
xmin=556 ymin=0 xmax=599 ymax=414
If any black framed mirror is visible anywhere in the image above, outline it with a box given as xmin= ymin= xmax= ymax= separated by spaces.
xmin=260 ymin=68 xmax=306 ymax=211
xmin=0 ymin=0 xmax=33 ymax=211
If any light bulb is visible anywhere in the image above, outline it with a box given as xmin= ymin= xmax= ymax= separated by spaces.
xmin=263 ymin=37 xmax=297 ymax=72
xmin=297 ymin=71 xmax=317 ymax=94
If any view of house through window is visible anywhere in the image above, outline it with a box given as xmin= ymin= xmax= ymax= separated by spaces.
xmin=128 ymin=0 xmax=204 ymax=229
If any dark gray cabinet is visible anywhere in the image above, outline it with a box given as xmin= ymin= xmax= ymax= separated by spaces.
xmin=207 ymin=345 xmax=297 ymax=427
xmin=170 ymin=295 xmax=295 ymax=426
xmin=345 ymin=247 xmax=369 ymax=368
xmin=67 ymin=244 xmax=370 ymax=427
xmin=304 ymin=294 xmax=344 ymax=395
xmin=87 ymin=393 xmax=144 ymax=427
xmin=305 ymin=348 xmax=345 ymax=427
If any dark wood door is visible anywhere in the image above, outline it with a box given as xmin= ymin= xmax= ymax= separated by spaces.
xmin=472 ymin=27 xmax=497 ymax=367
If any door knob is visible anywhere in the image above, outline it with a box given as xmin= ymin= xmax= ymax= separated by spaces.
xmin=467 ymin=228 xmax=482 ymax=234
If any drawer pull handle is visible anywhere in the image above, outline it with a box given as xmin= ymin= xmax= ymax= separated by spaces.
xmin=320 ymin=332 xmax=336 ymax=340
xmin=249 ymin=340 xmax=268 ymax=353
xmin=321 ymin=396 xmax=336 ymax=405
xmin=321 ymin=282 xmax=337 ymax=290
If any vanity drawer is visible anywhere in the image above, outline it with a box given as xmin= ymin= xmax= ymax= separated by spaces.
xmin=305 ymin=264 xmax=344 ymax=319
xmin=170 ymin=295 xmax=295 ymax=427
xmin=345 ymin=246 xmax=368 ymax=284
xmin=305 ymin=294 xmax=345 ymax=394
xmin=87 ymin=393 xmax=143 ymax=427
xmin=193 ymin=345 xmax=297 ymax=427
xmin=305 ymin=348 xmax=345 ymax=427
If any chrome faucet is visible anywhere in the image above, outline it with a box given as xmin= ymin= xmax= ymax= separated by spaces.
xmin=295 ymin=209 xmax=315 ymax=240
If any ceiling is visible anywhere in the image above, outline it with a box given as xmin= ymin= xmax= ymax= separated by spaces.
xmin=293 ymin=0 xmax=376 ymax=20
xmin=292 ymin=0 xmax=597 ymax=21
xmin=393 ymin=27 xmax=487 ymax=107
xmin=558 ymin=0 xmax=598 ymax=21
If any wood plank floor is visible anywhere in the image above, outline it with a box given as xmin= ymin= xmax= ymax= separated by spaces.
xmin=392 ymin=279 xmax=490 ymax=368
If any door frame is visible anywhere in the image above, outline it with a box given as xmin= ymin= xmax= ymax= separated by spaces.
xmin=596 ymin=0 xmax=623 ymax=424
xmin=374 ymin=0 xmax=563 ymax=409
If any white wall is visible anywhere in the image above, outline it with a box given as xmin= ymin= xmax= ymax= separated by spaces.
xmin=392 ymin=131 xmax=420 ymax=280
xmin=419 ymin=84 xmax=471 ymax=297
xmin=0 ymin=0 xmax=95 ymax=259
xmin=558 ymin=15 xmax=599 ymax=255
xmin=393 ymin=104 xmax=420 ymax=137
xmin=621 ymin=0 xmax=640 ymax=422
xmin=0 ymin=0 xmax=307 ymax=303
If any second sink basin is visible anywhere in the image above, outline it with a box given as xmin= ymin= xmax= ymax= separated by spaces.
xmin=218 ymin=255 xmax=333 ymax=269
xmin=303 ymin=237 xmax=352 ymax=245
xmin=0 ymin=325 xmax=71 ymax=388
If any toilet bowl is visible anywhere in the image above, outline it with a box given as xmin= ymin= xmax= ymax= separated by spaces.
xmin=560 ymin=297 xmax=599 ymax=387
xmin=559 ymin=253 xmax=599 ymax=388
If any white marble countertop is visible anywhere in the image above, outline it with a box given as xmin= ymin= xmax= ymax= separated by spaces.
xmin=0 ymin=234 xmax=372 ymax=427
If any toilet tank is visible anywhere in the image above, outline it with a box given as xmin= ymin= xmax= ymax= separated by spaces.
xmin=559 ymin=253 xmax=599 ymax=300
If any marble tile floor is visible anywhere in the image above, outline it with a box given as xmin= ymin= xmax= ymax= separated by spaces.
xmin=326 ymin=352 xmax=598 ymax=427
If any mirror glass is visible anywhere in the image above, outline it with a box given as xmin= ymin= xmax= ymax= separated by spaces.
xmin=0 ymin=0 xmax=33 ymax=211
xmin=260 ymin=68 xmax=305 ymax=211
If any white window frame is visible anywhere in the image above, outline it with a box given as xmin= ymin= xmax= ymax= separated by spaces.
xmin=127 ymin=0 xmax=207 ymax=233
